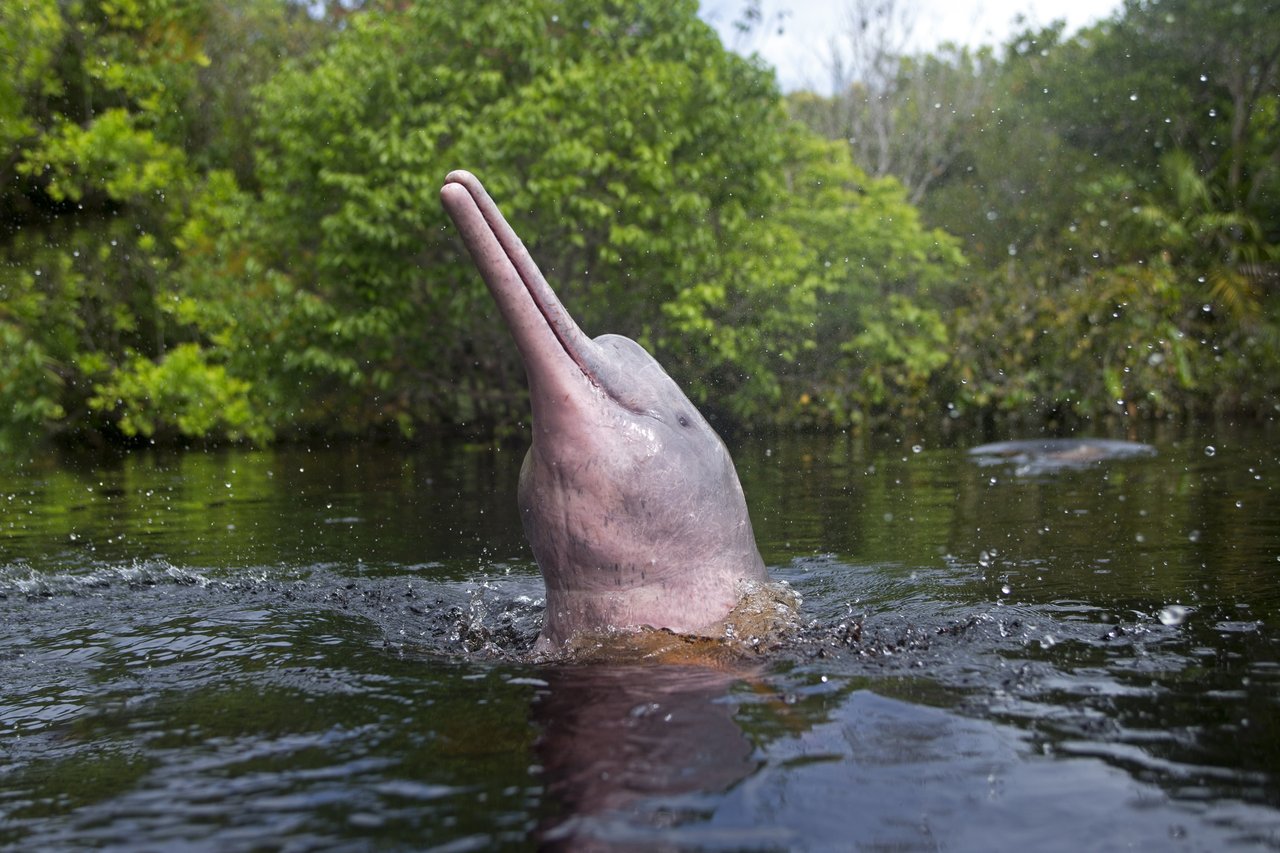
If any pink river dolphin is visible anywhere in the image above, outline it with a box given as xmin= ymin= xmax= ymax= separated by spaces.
xmin=440 ymin=170 xmax=768 ymax=652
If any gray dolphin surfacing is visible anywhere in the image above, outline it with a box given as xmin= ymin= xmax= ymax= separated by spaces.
xmin=969 ymin=439 xmax=1157 ymax=471
xmin=440 ymin=170 xmax=768 ymax=652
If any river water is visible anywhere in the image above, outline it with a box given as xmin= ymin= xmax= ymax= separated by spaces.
xmin=1 ymin=425 xmax=1278 ymax=850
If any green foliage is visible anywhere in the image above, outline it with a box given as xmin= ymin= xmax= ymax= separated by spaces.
xmin=652 ymin=128 xmax=965 ymax=427
xmin=793 ymin=0 xmax=1280 ymax=425
xmin=848 ymin=296 xmax=952 ymax=420
xmin=0 ymin=321 xmax=66 ymax=450
xmin=950 ymin=259 xmax=1201 ymax=422
xmin=88 ymin=344 xmax=272 ymax=443
xmin=1128 ymin=150 xmax=1277 ymax=317
xmin=0 ymin=0 xmax=63 ymax=156
xmin=22 ymin=107 xmax=192 ymax=206
xmin=0 ymin=0 xmax=329 ymax=445
xmin=2 ymin=0 xmax=1277 ymax=445
xmin=945 ymin=151 xmax=1279 ymax=423
xmin=233 ymin=0 xmax=795 ymax=432
xmin=773 ymin=133 xmax=965 ymax=427
xmin=1 ymin=0 xmax=211 ymax=442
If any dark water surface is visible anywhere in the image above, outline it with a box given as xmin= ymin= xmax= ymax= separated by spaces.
xmin=2 ymin=426 xmax=1278 ymax=851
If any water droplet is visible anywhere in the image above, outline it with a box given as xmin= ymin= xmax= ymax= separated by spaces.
xmin=1187 ymin=529 xmax=1201 ymax=543
xmin=1204 ymin=445 xmax=1216 ymax=456
xmin=911 ymin=444 xmax=923 ymax=454
xmin=1158 ymin=605 xmax=1188 ymax=626
xmin=1000 ymin=584 xmax=1012 ymax=595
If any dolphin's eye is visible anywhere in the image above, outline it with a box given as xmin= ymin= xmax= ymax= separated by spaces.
xmin=676 ymin=414 xmax=690 ymax=428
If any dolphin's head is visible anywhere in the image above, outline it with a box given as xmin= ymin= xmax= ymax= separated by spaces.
xmin=441 ymin=171 xmax=767 ymax=650
xmin=570 ymin=330 xmax=725 ymax=461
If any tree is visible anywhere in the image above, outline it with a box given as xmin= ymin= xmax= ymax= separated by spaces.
xmin=1131 ymin=150 xmax=1278 ymax=317
xmin=788 ymin=0 xmax=993 ymax=205
xmin=0 ymin=0 xmax=213 ymax=444
xmin=208 ymin=0 xmax=791 ymax=433
xmin=1019 ymin=0 xmax=1280 ymax=215
xmin=667 ymin=129 xmax=967 ymax=428
xmin=0 ymin=0 xmax=332 ymax=447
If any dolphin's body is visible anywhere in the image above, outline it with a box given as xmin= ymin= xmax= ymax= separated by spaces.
xmin=440 ymin=171 xmax=768 ymax=651
xmin=969 ymin=439 xmax=1156 ymax=470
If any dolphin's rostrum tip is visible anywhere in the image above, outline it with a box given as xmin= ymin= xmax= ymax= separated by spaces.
xmin=443 ymin=169 xmax=477 ymax=189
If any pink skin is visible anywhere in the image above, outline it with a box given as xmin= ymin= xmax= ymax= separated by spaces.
xmin=440 ymin=171 xmax=767 ymax=651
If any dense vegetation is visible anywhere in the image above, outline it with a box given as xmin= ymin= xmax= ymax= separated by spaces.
xmin=1 ymin=0 xmax=1276 ymax=447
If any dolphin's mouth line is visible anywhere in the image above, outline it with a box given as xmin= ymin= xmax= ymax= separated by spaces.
xmin=442 ymin=171 xmax=602 ymax=391
xmin=481 ymin=217 xmax=654 ymax=420
xmin=441 ymin=171 xmax=664 ymax=423
xmin=489 ymin=219 xmax=595 ymax=386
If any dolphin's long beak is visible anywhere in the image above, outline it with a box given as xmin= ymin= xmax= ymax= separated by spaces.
xmin=440 ymin=171 xmax=597 ymax=391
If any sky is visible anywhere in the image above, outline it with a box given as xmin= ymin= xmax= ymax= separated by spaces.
xmin=698 ymin=0 xmax=1124 ymax=93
